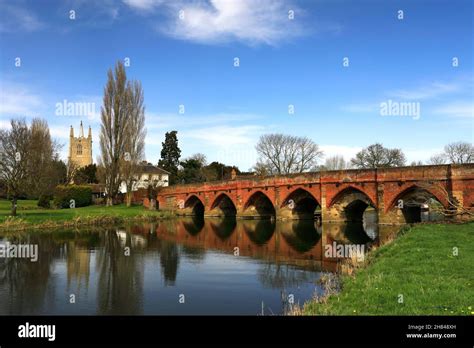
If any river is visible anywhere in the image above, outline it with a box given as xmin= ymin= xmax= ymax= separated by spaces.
xmin=0 ymin=215 xmax=400 ymax=315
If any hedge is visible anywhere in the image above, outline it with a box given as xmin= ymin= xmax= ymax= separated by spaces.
xmin=37 ymin=194 xmax=52 ymax=208
xmin=54 ymin=185 xmax=92 ymax=208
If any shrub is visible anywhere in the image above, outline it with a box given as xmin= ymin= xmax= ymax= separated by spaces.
xmin=37 ymin=194 xmax=52 ymax=208
xmin=54 ymin=185 xmax=92 ymax=209
xmin=93 ymin=197 xmax=105 ymax=206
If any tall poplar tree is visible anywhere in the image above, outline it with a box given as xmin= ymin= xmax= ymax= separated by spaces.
xmin=99 ymin=61 xmax=130 ymax=206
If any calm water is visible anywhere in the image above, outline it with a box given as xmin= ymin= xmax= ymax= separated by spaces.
xmin=0 ymin=216 xmax=399 ymax=315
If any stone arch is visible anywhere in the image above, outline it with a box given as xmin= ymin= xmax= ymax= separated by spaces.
xmin=387 ymin=185 xmax=447 ymax=223
xmin=184 ymin=195 xmax=204 ymax=216
xmin=209 ymin=193 xmax=237 ymax=217
xmin=280 ymin=188 xmax=321 ymax=220
xmin=243 ymin=191 xmax=275 ymax=218
xmin=329 ymin=186 xmax=376 ymax=222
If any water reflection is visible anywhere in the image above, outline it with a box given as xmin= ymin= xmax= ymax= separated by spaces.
xmin=182 ymin=216 xmax=204 ymax=236
xmin=96 ymin=228 xmax=144 ymax=314
xmin=278 ymin=220 xmax=321 ymax=253
xmin=0 ymin=217 xmax=400 ymax=315
xmin=242 ymin=219 xmax=275 ymax=245
xmin=209 ymin=218 xmax=236 ymax=240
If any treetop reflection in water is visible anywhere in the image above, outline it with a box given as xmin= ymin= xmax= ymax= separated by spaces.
xmin=0 ymin=218 xmax=398 ymax=315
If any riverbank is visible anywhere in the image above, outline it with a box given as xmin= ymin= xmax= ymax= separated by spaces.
xmin=0 ymin=199 xmax=173 ymax=231
xmin=302 ymin=222 xmax=474 ymax=315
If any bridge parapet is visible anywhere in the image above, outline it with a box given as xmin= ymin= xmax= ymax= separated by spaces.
xmin=156 ymin=164 xmax=474 ymax=224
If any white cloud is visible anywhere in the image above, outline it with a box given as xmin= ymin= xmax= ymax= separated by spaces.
xmin=167 ymin=0 xmax=304 ymax=45
xmin=182 ymin=124 xmax=264 ymax=147
xmin=389 ymin=81 xmax=460 ymax=100
xmin=340 ymin=104 xmax=377 ymax=113
xmin=0 ymin=3 xmax=45 ymax=32
xmin=123 ymin=0 xmax=163 ymax=11
xmin=433 ymin=102 xmax=474 ymax=118
xmin=0 ymin=83 xmax=43 ymax=116
xmin=0 ymin=119 xmax=11 ymax=129
xmin=123 ymin=0 xmax=306 ymax=45
xmin=404 ymin=148 xmax=443 ymax=164
xmin=320 ymin=145 xmax=362 ymax=162
xmin=146 ymin=112 xmax=262 ymax=129
xmin=49 ymin=125 xmax=71 ymax=140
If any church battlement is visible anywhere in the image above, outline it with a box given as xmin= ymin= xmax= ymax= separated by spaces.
xmin=69 ymin=121 xmax=92 ymax=168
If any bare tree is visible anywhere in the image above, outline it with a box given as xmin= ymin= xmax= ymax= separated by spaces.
xmin=122 ymin=80 xmax=146 ymax=207
xmin=252 ymin=161 xmax=274 ymax=176
xmin=351 ymin=143 xmax=406 ymax=168
xmin=26 ymin=118 xmax=61 ymax=196
xmin=190 ymin=153 xmax=207 ymax=167
xmin=417 ymin=182 xmax=473 ymax=219
xmin=297 ymin=137 xmax=323 ymax=172
xmin=410 ymin=160 xmax=424 ymax=166
xmin=146 ymin=175 xmax=163 ymax=210
xmin=99 ymin=61 xmax=130 ymax=206
xmin=0 ymin=120 xmax=31 ymax=216
xmin=66 ymin=159 xmax=80 ymax=184
xmin=428 ymin=154 xmax=446 ymax=165
xmin=443 ymin=141 xmax=473 ymax=164
xmin=255 ymin=134 xmax=323 ymax=174
xmin=322 ymin=155 xmax=348 ymax=171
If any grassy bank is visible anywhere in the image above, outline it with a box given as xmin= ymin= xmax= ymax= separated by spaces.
xmin=0 ymin=199 xmax=174 ymax=231
xmin=303 ymin=222 xmax=474 ymax=315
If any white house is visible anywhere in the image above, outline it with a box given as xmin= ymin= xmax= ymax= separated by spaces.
xmin=119 ymin=162 xmax=170 ymax=194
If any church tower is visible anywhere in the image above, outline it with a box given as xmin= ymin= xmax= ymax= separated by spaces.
xmin=68 ymin=121 xmax=92 ymax=167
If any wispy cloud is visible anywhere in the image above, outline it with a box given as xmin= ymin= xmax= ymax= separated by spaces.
xmin=389 ymin=81 xmax=460 ymax=100
xmin=433 ymin=101 xmax=474 ymax=119
xmin=404 ymin=147 xmax=444 ymax=164
xmin=343 ymin=77 xmax=473 ymax=114
xmin=146 ymin=112 xmax=262 ymax=129
xmin=123 ymin=0 xmax=307 ymax=45
xmin=166 ymin=0 xmax=304 ymax=45
xmin=340 ymin=104 xmax=377 ymax=113
xmin=320 ymin=145 xmax=362 ymax=162
xmin=182 ymin=124 xmax=264 ymax=147
xmin=0 ymin=119 xmax=11 ymax=129
xmin=123 ymin=0 xmax=163 ymax=11
xmin=0 ymin=2 xmax=45 ymax=32
xmin=0 ymin=83 xmax=43 ymax=117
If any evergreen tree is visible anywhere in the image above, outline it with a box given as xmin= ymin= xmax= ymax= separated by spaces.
xmin=74 ymin=164 xmax=98 ymax=184
xmin=158 ymin=131 xmax=181 ymax=185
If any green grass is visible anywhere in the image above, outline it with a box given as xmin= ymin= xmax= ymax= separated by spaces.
xmin=0 ymin=199 xmax=172 ymax=229
xmin=303 ymin=223 xmax=474 ymax=315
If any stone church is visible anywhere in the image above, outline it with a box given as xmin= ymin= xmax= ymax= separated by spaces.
xmin=69 ymin=121 xmax=92 ymax=167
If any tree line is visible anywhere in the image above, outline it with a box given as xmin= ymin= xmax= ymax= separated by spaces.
xmin=252 ymin=134 xmax=473 ymax=173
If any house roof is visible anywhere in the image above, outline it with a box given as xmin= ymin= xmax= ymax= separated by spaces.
xmin=139 ymin=162 xmax=170 ymax=175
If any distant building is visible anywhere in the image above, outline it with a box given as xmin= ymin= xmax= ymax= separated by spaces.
xmin=119 ymin=161 xmax=170 ymax=194
xmin=69 ymin=121 xmax=92 ymax=168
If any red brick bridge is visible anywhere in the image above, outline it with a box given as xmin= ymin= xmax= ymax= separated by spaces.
xmin=156 ymin=164 xmax=474 ymax=224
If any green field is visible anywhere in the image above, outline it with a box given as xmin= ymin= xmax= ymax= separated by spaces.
xmin=0 ymin=199 xmax=171 ymax=229
xmin=303 ymin=222 xmax=474 ymax=315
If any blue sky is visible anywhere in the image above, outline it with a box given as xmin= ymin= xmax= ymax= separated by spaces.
xmin=0 ymin=0 xmax=473 ymax=170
